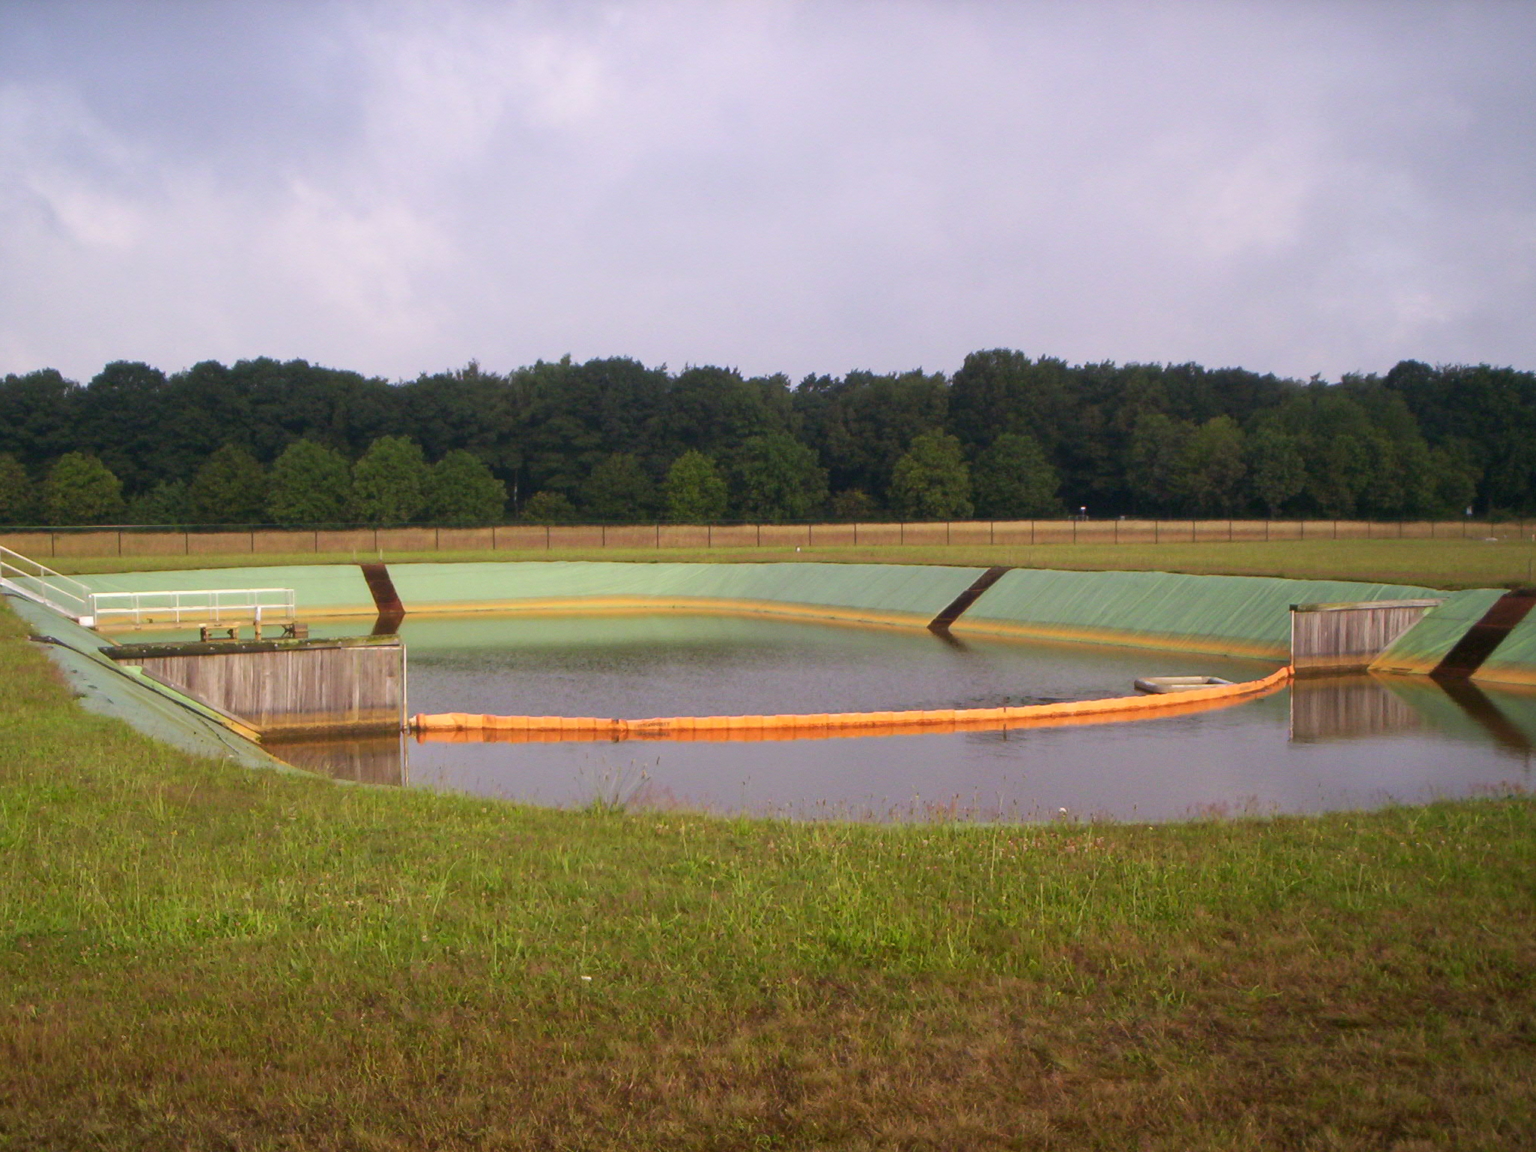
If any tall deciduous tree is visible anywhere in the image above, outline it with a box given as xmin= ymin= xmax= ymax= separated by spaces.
xmin=188 ymin=444 xmax=268 ymax=524
xmin=1126 ymin=413 xmax=1192 ymax=514
xmin=0 ymin=453 xmax=34 ymax=524
xmin=521 ymin=490 xmax=578 ymax=523
xmin=267 ymin=440 xmax=352 ymax=526
xmin=889 ymin=432 xmax=973 ymax=519
xmin=1175 ymin=416 xmax=1246 ymax=515
xmin=971 ymin=432 xmax=1060 ymax=518
xmin=425 ymin=450 xmax=507 ymax=525
xmin=732 ymin=433 xmax=827 ymax=522
xmin=352 ymin=436 xmax=428 ymax=525
xmin=579 ymin=453 xmax=657 ymax=522
xmin=126 ymin=480 xmax=192 ymax=525
xmin=665 ymin=451 xmax=729 ymax=522
xmin=1246 ymin=427 xmax=1306 ymax=516
xmin=43 ymin=452 xmax=124 ymax=525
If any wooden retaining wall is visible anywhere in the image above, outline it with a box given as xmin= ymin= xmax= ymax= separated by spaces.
xmin=1290 ymin=600 xmax=1442 ymax=675
xmin=107 ymin=636 xmax=405 ymax=737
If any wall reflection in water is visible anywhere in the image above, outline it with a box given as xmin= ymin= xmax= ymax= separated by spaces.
xmin=1290 ymin=673 xmax=1536 ymax=753
xmin=270 ymin=732 xmax=408 ymax=786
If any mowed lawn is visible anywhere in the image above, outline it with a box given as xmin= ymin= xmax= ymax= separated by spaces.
xmin=40 ymin=534 xmax=1536 ymax=589
xmin=3 ymin=540 xmax=1536 ymax=1148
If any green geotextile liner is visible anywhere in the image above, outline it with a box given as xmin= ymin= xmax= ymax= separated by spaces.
xmin=4 ymin=593 xmax=291 ymax=773
xmin=952 ymin=568 xmax=1440 ymax=659
xmin=1475 ymin=612 xmax=1536 ymax=687
xmin=385 ymin=561 xmax=986 ymax=621
xmin=75 ymin=564 xmax=377 ymax=616
xmin=1370 ymin=589 xmax=1507 ymax=676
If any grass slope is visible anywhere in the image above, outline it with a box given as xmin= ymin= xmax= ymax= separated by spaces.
xmin=44 ymin=536 xmax=1536 ymax=589
xmin=2 ymin=599 xmax=1535 ymax=1148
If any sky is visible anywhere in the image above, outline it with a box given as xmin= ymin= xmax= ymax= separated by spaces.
xmin=2 ymin=0 xmax=1533 ymax=388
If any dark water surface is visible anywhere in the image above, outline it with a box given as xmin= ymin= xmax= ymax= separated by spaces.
xmin=257 ymin=613 xmax=1535 ymax=822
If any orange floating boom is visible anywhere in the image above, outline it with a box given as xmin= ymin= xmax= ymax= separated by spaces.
xmin=412 ymin=666 xmax=1293 ymax=744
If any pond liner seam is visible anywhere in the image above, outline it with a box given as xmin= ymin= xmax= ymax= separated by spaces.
xmin=928 ymin=566 xmax=1012 ymax=632
xmin=411 ymin=665 xmax=1294 ymax=743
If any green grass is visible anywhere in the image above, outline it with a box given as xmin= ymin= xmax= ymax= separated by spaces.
xmin=41 ymin=534 xmax=1536 ymax=588
xmin=3 ymin=599 xmax=1535 ymax=1147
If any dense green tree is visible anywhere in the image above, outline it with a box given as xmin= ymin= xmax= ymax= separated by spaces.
xmin=267 ymin=440 xmax=353 ymax=526
xmin=0 ymin=369 xmax=78 ymax=473
xmin=1428 ymin=443 xmax=1481 ymax=518
xmin=654 ymin=367 xmax=791 ymax=476
xmin=795 ymin=370 xmax=948 ymax=502
xmin=187 ymin=444 xmax=267 ymax=524
xmin=520 ymin=357 xmax=668 ymax=500
xmin=352 ymin=436 xmax=429 ymax=525
xmin=664 ymin=451 xmax=729 ymax=522
xmin=971 ymin=433 xmax=1060 ymax=518
xmin=77 ymin=361 xmax=175 ymax=493
xmin=399 ymin=362 xmax=524 ymax=484
xmin=126 ymin=480 xmax=192 ymax=525
xmin=521 ymin=490 xmax=578 ymax=523
xmin=425 ymin=450 xmax=507 ymax=525
xmin=732 ymin=433 xmax=828 ymax=522
xmin=828 ymin=488 xmax=879 ymax=521
xmin=0 ymin=453 xmax=34 ymax=524
xmin=889 ymin=432 xmax=972 ymax=520
xmin=1385 ymin=361 xmax=1536 ymax=513
xmin=1126 ymin=413 xmax=1192 ymax=514
xmin=1175 ymin=416 xmax=1246 ymax=515
xmin=43 ymin=452 xmax=124 ymax=525
xmin=578 ymin=454 xmax=657 ymax=522
xmin=1246 ymin=427 xmax=1307 ymax=517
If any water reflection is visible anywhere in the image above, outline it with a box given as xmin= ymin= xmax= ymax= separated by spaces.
xmin=270 ymin=732 xmax=408 ymax=786
xmin=1289 ymin=675 xmax=1424 ymax=742
xmin=263 ymin=616 xmax=1536 ymax=821
xmin=1292 ymin=672 xmax=1536 ymax=752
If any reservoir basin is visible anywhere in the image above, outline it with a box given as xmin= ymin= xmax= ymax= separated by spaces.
xmin=254 ymin=613 xmax=1535 ymax=823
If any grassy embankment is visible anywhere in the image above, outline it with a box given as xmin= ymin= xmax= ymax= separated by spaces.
xmin=4 ymin=596 xmax=1536 ymax=1147
xmin=40 ymin=534 xmax=1536 ymax=589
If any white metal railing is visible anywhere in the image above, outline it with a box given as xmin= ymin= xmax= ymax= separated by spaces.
xmin=0 ymin=544 xmax=93 ymax=620
xmin=87 ymin=588 xmax=297 ymax=629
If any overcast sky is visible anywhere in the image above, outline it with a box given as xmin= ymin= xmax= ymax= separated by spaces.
xmin=2 ymin=0 xmax=1532 ymax=387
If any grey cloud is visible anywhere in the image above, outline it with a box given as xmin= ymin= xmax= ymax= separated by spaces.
xmin=1 ymin=0 xmax=1532 ymax=386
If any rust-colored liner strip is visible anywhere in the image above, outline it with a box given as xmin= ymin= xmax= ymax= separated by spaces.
xmin=359 ymin=562 xmax=405 ymax=634
xmin=1432 ymin=588 xmax=1536 ymax=678
xmin=928 ymin=565 xmax=1011 ymax=632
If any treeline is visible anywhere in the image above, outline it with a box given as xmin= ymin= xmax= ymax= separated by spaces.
xmin=0 ymin=352 xmax=1529 ymax=526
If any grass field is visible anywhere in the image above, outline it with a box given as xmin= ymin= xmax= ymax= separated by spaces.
xmin=40 ymin=534 xmax=1536 ymax=589
xmin=4 ymin=544 xmax=1536 ymax=1147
